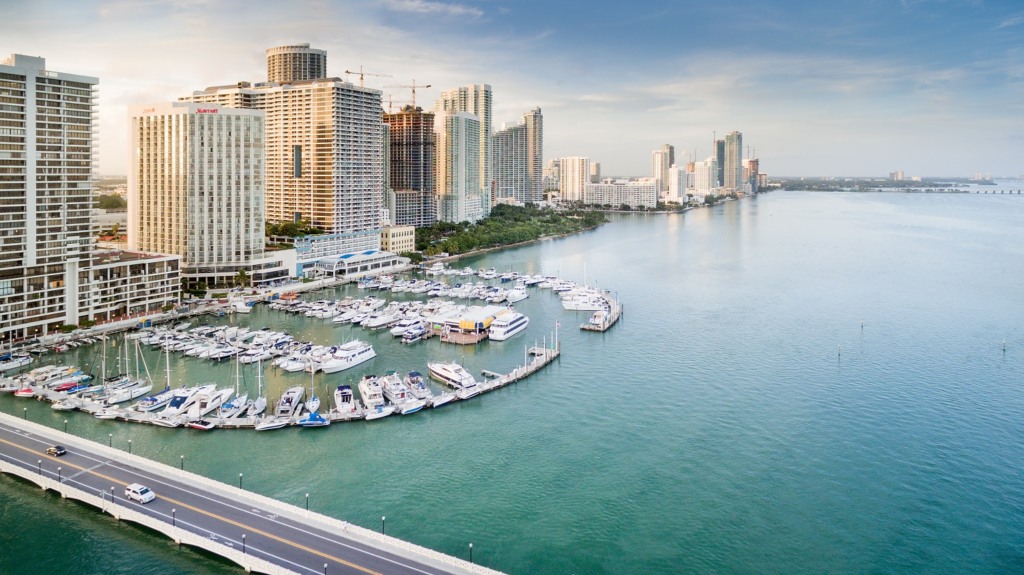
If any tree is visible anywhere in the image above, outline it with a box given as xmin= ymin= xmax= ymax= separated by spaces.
xmin=235 ymin=268 xmax=250 ymax=288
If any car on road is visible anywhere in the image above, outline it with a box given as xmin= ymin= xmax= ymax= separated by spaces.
xmin=124 ymin=483 xmax=156 ymax=504
xmin=46 ymin=445 xmax=67 ymax=457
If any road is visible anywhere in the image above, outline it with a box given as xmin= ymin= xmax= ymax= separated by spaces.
xmin=0 ymin=416 xmax=481 ymax=575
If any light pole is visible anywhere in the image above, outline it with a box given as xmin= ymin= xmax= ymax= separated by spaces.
xmin=242 ymin=534 xmax=246 ymax=554
xmin=238 ymin=473 xmax=243 ymax=489
xmin=36 ymin=459 xmax=41 ymax=475
xmin=63 ymin=419 xmax=68 ymax=433
xmin=108 ymin=433 xmax=112 ymax=447
xmin=180 ymin=455 xmax=184 ymax=471
xmin=23 ymin=407 xmax=27 ymax=419
xmin=128 ymin=439 xmax=132 ymax=455
xmin=57 ymin=466 xmax=61 ymax=483
xmin=110 ymin=486 xmax=115 ymax=503
xmin=324 ymin=563 xmax=328 ymax=575
xmin=305 ymin=493 xmax=309 ymax=511
xmin=381 ymin=515 xmax=386 ymax=534
xmin=469 ymin=542 xmax=473 ymax=564
xmin=172 ymin=508 xmax=176 ymax=527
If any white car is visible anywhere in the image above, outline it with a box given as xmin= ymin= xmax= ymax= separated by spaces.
xmin=124 ymin=483 xmax=156 ymax=504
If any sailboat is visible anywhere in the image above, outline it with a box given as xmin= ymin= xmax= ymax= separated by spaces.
xmin=246 ymin=357 xmax=268 ymax=417
xmin=219 ymin=353 xmax=249 ymax=419
xmin=304 ymin=360 xmax=320 ymax=414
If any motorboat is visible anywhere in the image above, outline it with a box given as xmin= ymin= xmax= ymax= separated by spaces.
xmin=317 ymin=340 xmax=376 ymax=374
xmin=254 ymin=416 xmax=289 ymax=431
xmin=404 ymin=371 xmax=433 ymax=402
xmin=0 ymin=353 xmax=32 ymax=373
xmin=364 ymin=401 xmax=395 ymax=421
xmin=133 ymin=387 xmax=175 ymax=412
xmin=104 ymin=381 xmax=154 ymax=405
xmin=427 ymin=362 xmax=481 ymax=399
xmin=93 ymin=407 xmax=122 ymax=420
xmin=390 ymin=317 xmax=425 ymax=337
xmin=332 ymin=384 xmax=365 ymax=419
xmin=296 ymin=410 xmax=330 ymax=428
xmin=505 ymin=285 xmax=529 ymax=303
xmin=401 ymin=324 xmax=429 ymax=344
xmin=219 ymin=393 xmax=249 ymax=418
xmin=274 ymin=386 xmax=305 ymax=418
xmin=379 ymin=372 xmax=426 ymax=415
xmin=161 ymin=384 xmax=216 ymax=417
xmin=188 ymin=419 xmax=217 ymax=430
xmin=51 ymin=398 xmax=81 ymax=411
xmin=488 ymin=311 xmax=530 ymax=341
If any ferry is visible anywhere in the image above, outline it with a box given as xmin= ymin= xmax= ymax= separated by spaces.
xmin=488 ymin=311 xmax=530 ymax=341
xmin=427 ymin=361 xmax=481 ymax=399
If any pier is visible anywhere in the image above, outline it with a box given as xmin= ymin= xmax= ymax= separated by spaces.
xmin=0 ymin=411 xmax=501 ymax=575
xmin=580 ymin=294 xmax=623 ymax=333
xmin=477 ymin=345 xmax=559 ymax=392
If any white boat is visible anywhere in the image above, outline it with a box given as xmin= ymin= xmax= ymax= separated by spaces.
xmin=427 ymin=362 xmax=481 ymax=399
xmin=254 ymin=416 xmax=289 ymax=431
xmin=219 ymin=393 xmax=249 ymax=418
xmin=364 ymin=402 xmax=396 ymax=420
xmin=274 ymin=386 xmax=305 ymax=418
xmin=331 ymin=384 xmax=365 ymax=419
xmin=361 ymin=311 xmax=400 ymax=330
xmin=561 ymin=294 xmax=608 ymax=311
xmin=187 ymin=387 xmax=233 ymax=420
xmin=161 ymin=383 xmax=216 ymax=417
xmin=318 ymin=340 xmax=376 ymax=374
xmin=0 ymin=353 xmax=32 ymax=373
xmin=51 ymin=398 xmax=82 ymax=411
xmin=358 ymin=375 xmax=396 ymax=420
xmin=134 ymin=387 xmax=175 ymax=412
xmin=488 ymin=311 xmax=530 ymax=341
xmin=379 ymin=372 xmax=426 ymax=415
xmin=505 ymin=286 xmax=529 ymax=303
xmin=431 ymin=392 xmax=456 ymax=408
xmin=230 ymin=300 xmax=252 ymax=314
xmin=247 ymin=357 xmax=268 ymax=417
xmin=404 ymin=371 xmax=433 ymax=402
xmin=401 ymin=324 xmax=429 ymax=344
xmin=93 ymin=407 xmax=123 ymax=420
xmin=389 ymin=317 xmax=425 ymax=337
xmin=104 ymin=381 xmax=153 ymax=405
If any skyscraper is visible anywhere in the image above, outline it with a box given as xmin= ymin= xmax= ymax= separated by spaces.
xmin=715 ymin=139 xmax=725 ymax=187
xmin=724 ymin=131 xmax=743 ymax=191
xmin=266 ymin=44 xmax=326 ymax=84
xmin=181 ymin=56 xmax=387 ymax=269
xmin=435 ymin=111 xmax=482 ymax=223
xmin=693 ymin=156 xmax=719 ymax=198
xmin=436 ymin=84 xmax=492 ymax=215
xmin=493 ymin=107 xmax=544 ymax=204
xmin=128 ymin=102 xmax=291 ymax=289
xmin=558 ymin=157 xmax=591 ymax=203
xmin=1 ymin=54 xmax=179 ymax=342
xmin=384 ymin=106 xmax=437 ymax=227
xmin=652 ymin=144 xmax=674 ymax=194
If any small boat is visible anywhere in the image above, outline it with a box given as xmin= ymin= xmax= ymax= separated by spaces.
xmin=188 ymin=419 xmax=217 ymax=430
xmin=51 ymin=398 xmax=81 ymax=411
xmin=427 ymin=362 xmax=480 ymax=398
xmin=274 ymin=386 xmax=305 ymax=418
xmin=254 ymin=416 xmax=289 ymax=431
xmin=13 ymin=386 xmax=36 ymax=398
xmin=0 ymin=353 xmax=33 ymax=373
xmin=93 ymin=408 xmax=122 ymax=420
xmin=332 ymin=384 xmax=365 ymax=419
xmin=404 ymin=371 xmax=433 ymax=401
xmin=133 ymin=386 xmax=174 ymax=412
xmin=401 ymin=324 xmax=428 ymax=344
xmin=296 ymin=411 xmax=330 ymax=428
xmin=364 ymin=402 xmax=396 ymax=421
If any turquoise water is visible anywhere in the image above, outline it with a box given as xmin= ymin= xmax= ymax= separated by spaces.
xmin=3 ymin=191 xmax=1023 ymax=574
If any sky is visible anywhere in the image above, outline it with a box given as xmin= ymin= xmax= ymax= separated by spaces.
xmin=3 ymin=0 xmax=1023 ymax=178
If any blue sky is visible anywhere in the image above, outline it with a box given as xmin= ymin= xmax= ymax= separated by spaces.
xmin=3 ymin=0 xmax=1022 ymax=177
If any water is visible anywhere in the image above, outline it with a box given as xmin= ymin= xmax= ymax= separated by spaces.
xmin=3 ymin=191 xmax=1023 ymax=574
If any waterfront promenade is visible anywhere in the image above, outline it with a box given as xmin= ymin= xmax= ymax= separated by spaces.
xmin=0 ymin=411 xmax=500 ymax=575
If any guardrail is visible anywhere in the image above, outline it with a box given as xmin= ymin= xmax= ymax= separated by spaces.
xmin=0 ymin=411 xmax=503 ymax=575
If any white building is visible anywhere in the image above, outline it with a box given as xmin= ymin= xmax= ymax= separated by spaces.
xmin=493 ymin=107 xmax=543 ymax=204
xmin=435 ymin=111 xmax=482 ymax=223
xmin=543 ymin=159 xmax=560 ymax=192
xmin=692 ymin=157 xmax=719 ymax=200
xmin=584 ymin=180 xmax=657 ymax=209
xmin=180 ymin=46 xmax=387 ymax=275
xmin=668 ymin=164 xmax=687 ymax=203
xmin=128 ymin=102 xmax=291 ymax=289
xmin=723 ymin=131 xmax=743 ymax=191
xmin=0 ymin=54 xmax=179 ymax=343
xmin=652 ymin=144 xmax=674 ymax=194
xmin=558 ymin=157 xmax=591 ymax=203
xmin=436 ymin=84 xmax=493 ymax=216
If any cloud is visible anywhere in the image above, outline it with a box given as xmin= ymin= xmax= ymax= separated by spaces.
xmin=381 ymin=0 xmax=483 ymax=19
xmin=995 ymin=13 xmax=1024 ymax=29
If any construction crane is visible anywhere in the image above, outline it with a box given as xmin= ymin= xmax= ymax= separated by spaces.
xmin=383 ymin=79 xmax=431 ymax=109
xmin=343 ymin=66 xmax=392 ymax=88
xmin=384 ymin=95 xmax=412 ymax=114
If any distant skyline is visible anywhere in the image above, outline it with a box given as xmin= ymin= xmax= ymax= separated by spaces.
xmin=3 ymin=0 xmax=1023 ymax=177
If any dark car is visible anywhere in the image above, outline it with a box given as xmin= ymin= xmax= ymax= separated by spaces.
xmin=46 ymin=445 xmax=67 ymax=457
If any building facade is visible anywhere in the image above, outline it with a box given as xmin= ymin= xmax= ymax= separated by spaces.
xmin=492 ymin=107 xmax=543 ymax=205
xmin=383 ymin=106 xmax=436 ymax=227
xmin=692 ymin=157 xmax=719 ymax=199
xmin=435 ymin=111 xmax=482 ymax=223
xmin=128 ymin=102 xmax=290 ymax=289
xmin=435 ymin=84 xmax=492 ymax=216
xmin=584 ymin=180 xmax=657 ymax=209
xmin=724 ymin=130 xmax=743 ymax=191
xmin=266 ymin=44 xmax=326 ymax=84
xmin=652 ymin=144 xmax=674 ymax=194
xmin=558 ymin=156 xmax=591 ymax=203
xmin=380 ymin=225 xmax=415 ymax=255
xmin=0 ymin=54 xmax=178 ymax=343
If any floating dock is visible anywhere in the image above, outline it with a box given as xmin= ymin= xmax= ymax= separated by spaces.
xmin=580 ymin=294 xmax=623 ymax=332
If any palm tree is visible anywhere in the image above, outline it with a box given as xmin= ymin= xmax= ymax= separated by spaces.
xmin=235 ymin=268 xmax=250 ymax=288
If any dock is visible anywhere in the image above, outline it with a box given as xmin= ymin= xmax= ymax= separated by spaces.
xmin=580 ymin=294 xmax=623 ymax=332
xmin=477 ymin=345 xmax=559 ymax=392
xmin=0 ymin=411 xmax=500 ymax=575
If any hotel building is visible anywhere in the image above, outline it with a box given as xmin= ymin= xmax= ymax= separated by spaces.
xmin=584 ymin=180 xmax=657 ymax=209
xmin=435 ymin=84 xmax=492 ymax=215
xmin=266 ymin=43 xmax=326 ymax=84
xmin=493 ymin=107 xmax=543 ymax=204
xmin=435 ymin=111 xmax=481 ymax=223
xmin=558 ymin=156 xmax=591 ymax=203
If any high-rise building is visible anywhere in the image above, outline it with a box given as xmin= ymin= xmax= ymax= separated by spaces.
xmin=182 ymin=69 xmax=387 ymax=270
xmin=743 ymin=158 xmax=760 ymax=194
xmin=693 ymin=157 xmax=719 ymax=199
xmin=584 ymin=179 xmax=657 ymax=209
xmin=724 ymin=131 xmax=743 ymax=191
xmin=266 ymin=44 xmax=326 ymax=84
xmin=128 ymin=102 xmax=291 ymax=289
xmin=558 ymin=157 xmax=591 ymax=203
xmin=590 ymin=162 xmax=601 ymax=183
xmin=668 ymin=164 xmax=687 ymax=202
xmin=436 ymin=84 xmax=492 ymax=215
xmin=543 ymin=159 xmax=561 ymax=192
xmin=384 ymin=106 xmax=437 ymax=227
xmin=493 ymin=107 xmax=543 ymax=204
xmin=1 ymin=54 xmax=179 ymax=343
xmin=435 ymin=111 xmax=482 ymax=223
xmin=715 ymin=139 xmax=725 ymax=187
xmin=652 ymin=144 xmax=674 ymax=193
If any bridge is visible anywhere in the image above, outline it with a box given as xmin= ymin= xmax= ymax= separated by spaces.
xmin=0 ymin=411 xmax=501 ymax=575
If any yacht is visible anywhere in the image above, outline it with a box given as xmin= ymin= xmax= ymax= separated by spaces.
xmin=505 ymin=285 xmax=529 ymax=303
xmin=161 ymin=384 xmax=216 ymax=417
xmin=561 ymin=294 xmax=608 ymax=311
xmin=427 ymin=362 xmax=481 ymax=399
xmin=357 ymin=375 xmax=395 ymax=420
xmin=390 ymin=317 xmax=425 ymax=337
xmin=379 ymin=372 xmax=426 ymax=415
xmin=274 ymin=386 xmax=305 ymax=418
xmin=187 ymin=387 xmax=233 ymax=420
xmin=133 ymin=386 xmax=175 ymax=412
xmin=488 ymin=311 xmax=530 ymax=341
xmin=400 ymin=324 xmax=429 ymax=344
xmin=332 ymin=384 xmax=365 ymax=419
xmin=0 ymin=353 xmax=32 ymax=373
xmin=404 ymin=371 xmax=433 ymax=402
xmin=317 ymin=340 xmax=376 ymax=374
xmin=103 ymin=380 xmax=153 ymax=405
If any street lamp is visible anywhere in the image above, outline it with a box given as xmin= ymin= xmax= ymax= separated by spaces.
xmin=238 ymin=473 xmax=243 ymax=489
xmin=23 ymin=407 xmax=27 ymax=419
xmin=324 ymin=563 xmax=328 ymax=575
xmin=57 ymin=466 xmax=62 ymax=483
xmin=36 ymin=459 xmax=41 ymax=475
xmin=63 ymin=419 xmax=68 ymax=433
xmin=242 ymin=534 xmax=246 ymax=554
xmin=180 ymin=455 xmax=184 ymax=471
xmin=108 ymin=433 xmax=112 ymax=447
xmin=381 ymin=515 xmax=386 ymax=534
xmin=172 ymin=508 xmax=176 ymax=527
xmin=110 ymin=486 xmax=115 ymax=502
xmin=128 ymin=439 xmax=132 ymax=454
xmin=305 ymin=493 xmax=309 ymax=511
xmin=469 ymin=543 xmax=474 ymax=563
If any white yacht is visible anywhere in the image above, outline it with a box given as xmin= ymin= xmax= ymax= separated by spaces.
xmin=187 ymin=387 xmax=233 ymax=420
xmin=274 ymin=386 xmax=305 ymax=418
xmin=318 ymin=340 xmax=376 ymax=374
xmin=505 ymin=286 xmax=529 ymax=303
xmin=0 ymin=353 xmax=32 ymax=373
xmin=404 ymin=371 xmax=433 ymax=402
xmin=390 ymin=317 xmax=425 ymax=337
xmin=357 ymin=375 xmax=395 ymax=420
xmin=427 ymin=362 xmax=481 ymax=399
xmin=488 ymin=311 xmax=530 ymax=341
xmin=332 ymin=384 xmax=365 ymax=419
xmin=379 ymin=372 xmax=426 ymax=415
xmin=134 ymin=386 xmax=176 ymax=412
xmin=161 ymin=384 xmax=216 ymax=417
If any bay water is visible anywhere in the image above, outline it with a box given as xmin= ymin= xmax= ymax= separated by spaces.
xmin=2 ymin=190 xmax=1023 ymax=574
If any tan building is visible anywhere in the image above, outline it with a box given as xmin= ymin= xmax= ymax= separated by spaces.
xmin=266 ymin=43 xmax=326 ymax=84
xmin=381 ymin=225 xmax=416 ymax=255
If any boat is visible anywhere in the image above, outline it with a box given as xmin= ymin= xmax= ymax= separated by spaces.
xmin=0 ymin=353 xmax=33 ymax=373
xmin=389 ymin=317 xmax=425 ymax=337
xmin=274 ymin=386 xmax=305 ymax=418
xmin=332 ymin=384 xmax=365 ymax=419
xmin=427 ymin=362 xmax=481 ymax=399
xmin=296 ymin=410 xmax=330 ymax=427
xmin=357 ymin=375 xmax=395 ymax=420
xmin=188 ymin=419 xmax=217 ymax=430
xmin=430 ymin=392 xmax=456 ymax=408
xmin=561 ymin=294 xmax=608 ymax=311
xmin=104 ymin=381 xmax=154 ymax=405
xmin=134 ymin=386 xmax=175 ymax=412
xmin=13 ymin=386 xmax=37 ymax=398
xmin=379 ymin=372 xmax=426 ymax=415
xmin=364 ymin=401 xmax=396 ymax=421
xmin=488 ymin=311 xmax=530 ymax=341
xmin=185 ymin=386 xmax=232 ymax=420
xmin=93 ymin=407 xmax=123 ymax=420
xmin=247 ymin=357 xmax=268 ymax=417
xmin=404 ymin=371 xmax=433 ymax=401
xmin=317 ymin=340 xmax=376 ymax=374
xmin=305 ymin=367 xmax=320 ymax=414
xmin=161 ymin=383 xmax=216 ymax=417
xmin=51 ymin=398 xmax=82 ymax=411
xmin=400 ymin=324 xmax=429 ymax=344
xmin=254 ymin=416 xmax=289 ymax=431
xmin=505 ymin=286 xmax=529 ymax=303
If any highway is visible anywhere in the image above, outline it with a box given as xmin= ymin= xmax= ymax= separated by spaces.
xmin=0 ymin=413 xmax=492 ymax=575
